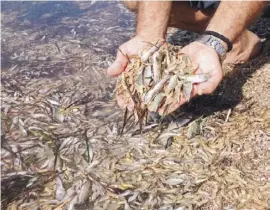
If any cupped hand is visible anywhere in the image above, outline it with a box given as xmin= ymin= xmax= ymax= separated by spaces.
xmin=159 ymin=41 xmax=224 ymax=115
xmin=107 ymin=35 xmax=165 ymax=110
xmin=107 ymin=35 xmax=165 ymax=76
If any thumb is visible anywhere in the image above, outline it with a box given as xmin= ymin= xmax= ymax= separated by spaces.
xmin=107 ymin=49 xmax=129 ymax=76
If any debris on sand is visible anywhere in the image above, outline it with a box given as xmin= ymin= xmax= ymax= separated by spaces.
xmin=1 ymin=1 xmax=270 ymax=209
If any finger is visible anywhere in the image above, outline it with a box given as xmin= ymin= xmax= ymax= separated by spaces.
xmin=107 ymin=49 xmax=129 ymax=76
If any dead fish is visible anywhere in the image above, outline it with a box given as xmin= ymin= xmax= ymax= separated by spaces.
xmin=152 ymin=51 xmax=164 ymax=83
xmin=187 ymin=117 xmax=204 ymax=139
xmin=143 ymin=65 xmax=153 ymax=86
xmin=182 ymin=82 xmax=193 ymax=101
xmin=56 ymin=177 xmax=66 ymax=201
xmin=164 ymin=178 xmax=185 ymax=185
xmin=167 ymin=74 xmax=178 ymax=92
xmin=92 ymin=108 xmax=116 ymax=118
xmin=141 ymin=41 xmax=164 ymax=62
xmin=144 ymin=75 xmax=170 ymax=104
xmin=178 ymin=73 xmax=208 ymax=83
xmin=147 ymin=93 xmax=165 ymax=112
xmin=78 ymin=181 xmax=91 ymax=203
xmin=46 ymin=99 xmax=60 ymax=106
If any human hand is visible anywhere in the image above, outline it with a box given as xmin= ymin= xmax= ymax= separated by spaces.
xmin=107 ymin=35 xmax=165 ymax=110
xmin=107 ymin=35 xmax=165 ymax=76
xmin=159 ymin=41 xmax=223 ymax=115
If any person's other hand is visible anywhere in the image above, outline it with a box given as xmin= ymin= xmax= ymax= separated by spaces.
xmin=159 ymin=41 xmax=223 ymax=115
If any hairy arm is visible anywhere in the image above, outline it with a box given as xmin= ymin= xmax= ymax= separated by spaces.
xmin=136 ymin=1 xmax=172 ymax=40
xmin=107 ymin=1 xmax=172 ymax=76
xmin=206 ymin=1 xmax=265 ymax=49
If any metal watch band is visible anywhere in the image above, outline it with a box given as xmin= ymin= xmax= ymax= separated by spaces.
xmin=196 ymin=34 xmax=227 ymax=62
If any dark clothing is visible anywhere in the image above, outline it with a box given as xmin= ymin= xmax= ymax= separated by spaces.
xmin=190 ymin=1 xmax=220 ymax=9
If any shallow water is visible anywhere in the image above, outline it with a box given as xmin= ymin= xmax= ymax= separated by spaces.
xmin=2 ymin=1 xmax=135 ymax=79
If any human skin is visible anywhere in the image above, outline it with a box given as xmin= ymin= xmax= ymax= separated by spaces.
xmin=107 ymin=1 xmax=266 ymax=114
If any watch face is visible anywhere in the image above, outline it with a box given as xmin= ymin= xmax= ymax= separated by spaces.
xmin=197 ymin=35 xmax=226 ymax=58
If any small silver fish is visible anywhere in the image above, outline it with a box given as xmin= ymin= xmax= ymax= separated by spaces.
xmin=179 ymin=74 xmax=208 ymax=83
xmin=143 ymin=65 xmax=153 ymax=86
xmin=144 ymin=75 xmax=170 ymax=104
xmin=167 ymin=74 xmax=178 ymax=92
xmin=152 ymin=51 xmax=164 ymax=83
xmin=141 ymin=42 xmax=164 ymax=62
xmin=182 ymin=82 xmax=193 ymax=101
xmin=147 ymin=93 xmax=165 ymax=112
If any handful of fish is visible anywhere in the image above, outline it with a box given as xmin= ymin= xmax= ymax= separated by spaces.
xmin=115 ymin=43 xmax=208 ymax=121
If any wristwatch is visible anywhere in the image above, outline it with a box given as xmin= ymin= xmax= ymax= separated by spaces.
xmin=196 ymin=34 xmax=227 ymax=62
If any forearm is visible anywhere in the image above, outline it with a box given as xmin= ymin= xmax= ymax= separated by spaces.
xmin=206 ymin=1 xmax=265 ymax=48
xmin=136 ymin=1 xmax=172 ymax=40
